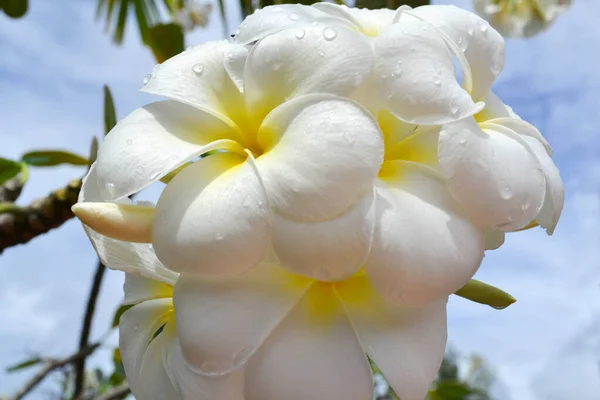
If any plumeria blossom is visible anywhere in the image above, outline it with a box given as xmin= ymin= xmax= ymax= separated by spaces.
xmin=72 ymin=3 xmax=564 ymax=400
xmin=473 ymin=0 xmax=572 ymax=38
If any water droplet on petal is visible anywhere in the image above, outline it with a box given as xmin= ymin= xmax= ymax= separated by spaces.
xmin=322 ymin=27 xmax=337 ymax=41
xmin=272 ymin=62 xmax=281 ymax=71
xmin=459 ymin=138 xmax=467 ymax=145
xmin=311 ymin=21 xmax=318 ymax=27
xmin=319 ymin=50 xmax=325 ymax=57
xmin=242 ymin=195 xmax=252 ymax=208
xmin=500 ymin=186 xmax=512 ymax=200
xmin=467 ymin=25 xmax=474 ymax=36
xmin=450 ymin=104 xmax=459 ymax=115
xmin=142 ymin=74 xmax=152 ymax=85
xmin=433 ymin=77 xmax=442 ymax=86
xmin=288 ymin=13 xmax=299 ymax=21
xmin=343 ymin=132 xmax=355 ymax=146
xmin=192 ymin=64 xmax=204 ymax=75
xmin=295 ymin=29 xmax=305 ymax=40
xmin=458 ymin=37 xmax=467 ymax=52
xmin=125 ymin=138 xmax=133 ymax=145
xmin=215 ymin=232 xmax=223 ymax=241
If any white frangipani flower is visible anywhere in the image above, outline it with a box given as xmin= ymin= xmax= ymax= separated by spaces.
xmin=473 ymin=0 xmax=572 ymax=38
xmin=72 ymin=3 xmax=565 ymax=400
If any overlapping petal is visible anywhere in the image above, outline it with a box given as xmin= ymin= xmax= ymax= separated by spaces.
xmin=245 ymin=284 xmax=374 ymax=400
xmin=338 ymin=278 xmax=448 ymax=400
xmin=271 ymin=190 xmax=375 ymax=281
xmin=141 ymin=41 xmax=249 ymax=132
xmin=95 ymin=100 xmax=243 ymax=200
xmin=153 ymin=152 xmax=270 ymax=276
xmin=172 ymin=262 xmax=312 ymax=376
xmin=372 ymin=21 xmax=482 ymax=124
xmin=243 ymin=21 xmax=372 ymax=124
xmin=256 ymin=94 xmax=383 ymax=221
xmin=313 ymin=3 xmax=396 ymax=36
xmin=366 ymin=163 xmax=484 ymax=306
xmin=439 ymin=117 xmax=547 ymax=230
xmin=405 ymin=5 xmax=505 ymax=101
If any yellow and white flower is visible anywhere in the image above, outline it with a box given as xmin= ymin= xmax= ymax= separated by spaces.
xmin=473 ymin=0 xmax=572 ymax=38
xmin=72 ymin=3 xmax=564 ymax=400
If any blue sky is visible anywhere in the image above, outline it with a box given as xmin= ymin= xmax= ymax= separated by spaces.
xmin=0 ymin=0 xmax=598 ymax=399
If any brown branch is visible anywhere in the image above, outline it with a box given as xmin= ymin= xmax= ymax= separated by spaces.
xmin=92 ymin=382 xmax=130 ymax=400
xmin=0 ymin=175 xmax=25 ymax=203
xmin=73 ymin=261 xmax=107 ymax=399
xmin=0 ymin=178 xmax=81 ymax=254
xmin=8 ymin=344 xmax=99 ymax=400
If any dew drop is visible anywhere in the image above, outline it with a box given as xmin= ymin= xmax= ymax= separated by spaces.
xmin=319 ymin=50 xmax=325 ymax=57
xmin=421 ymin=25 xmax=427 ymax=31
xmin=295 ymin=29 xmax=305 ymax=40
xmin=322 ymin=26 xmax=337 ymax=41
xmin=125 ymin=138 xmax=133 ymax=145
xmin=433 ymin=76 xmax=442 ymax=86
xmin=500 ymin=186 xmax=512 ymax=200
xmin=257 ymin=199 xmax=265 ymax=208
xmin=311 ymin=21 xmax=318 ymax=27
xmin=343 ymin=131 xmax=355 ymax=146
xmin=457 ymin=37 xmax=467 ymax=52
xmin=142 ymin=74 xmax=152 ymax=85
xmin=459 ymin=138 xmax=467 ymax=145
xmin=192 ymin=64 xmax=204 ymax=75
xmin=450 ymin=104 xmax=459 ymax=115
xmin=272 ymin=62 xmax=281 ymax=71
xmin=288 ymin=13 xmax=299 ymax=21
xmin=242 ymin=195 xmax=252 ymax=208
xmin=467 ymin=25 xmax=474 ymax=36
xmin=215 ymin=232 xmax=223 ymax=241
xmin=353 ymin=72 xmax=363 ymax=86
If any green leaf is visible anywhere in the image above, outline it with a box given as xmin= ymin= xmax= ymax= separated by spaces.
xmin=0 ymin=157 xmax=23 ymax=186
xmin=6 ymin=357 xmax=42 ymax=373
xmin=111 ymin=304 xmax=134 ymax=328
xmin=147 ymin=23 xmax=184 ymax=63
xmin=1 ymin=0 xmax=28 ymax=18
xmin=114 ymin=0 xmax=129 ymax=44
xmin=0 ymin=202 xmax=22 ymax=215
xmin=21 ymin=150 xmax=89 ymax=167
xmin=133 ymin=0 xmax=151 ymax=44
xmin=454 ymin=279 xmax=516 ymax=310
xmin=88 ymin=137 xmax=99 ymax=167
xmin=103 ymin=85 xmax=117 ymax=135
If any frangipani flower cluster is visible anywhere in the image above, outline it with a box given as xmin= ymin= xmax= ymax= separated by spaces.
xmin=473 ymin=0 xmax=572 ymax=38
xmin=73 ymin=3 xmax=564 ymax=400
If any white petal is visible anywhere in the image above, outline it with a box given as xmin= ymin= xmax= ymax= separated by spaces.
xmin=153 ymin=152 xmax=270 ymax=276
xmin=119 ymin=298 xmax=173 ymax=397
xmin=244 ymin=21 xmax=372 ymax=123
xmin=136 ymin=322 xmax=181 ymax=400
xmin=271 ymin=190 xmax=375 ymax=281
xmin=366 ymin=165 xmax=484 ymax=306
xmin=166 ymin=333 xmax=246 ymax=400
xmin=313 ymin=3 xmax=395 ymax=36
xmin=488 ymin=116 xmax=552 ymax=155
xmin=142 ymin=41 xmax=249 ymax=130
xmin=96 ymin=100 xmax=244 ymax=200
xmin=339 ymin=279 xmax=448 ymax=400
xmin=373 ymin=21 xmax=482 ymax=124
xmin=256 ymin=94 xmax=383 ymax=221
xmin=439 ymin=118 xmax=547 ymax=231
xmin=172 ymin=262 xmax=312 ymax=375
xmin=233 ymin=4 xmax=328 ymax=44
xmin=476 ymin=91 xmax=522 ymax=121
xmin=408 ymin=5 xmax=505 ymax=101
xmin=123 ymin=273 xmax=173 ymax=305
xmin=224 ymin=44 xmax=250 ymax=94
xmin=245 ymin=284 xmax=373 ymax=400
xmin=84 ymin=227 xmax=178 ymax=284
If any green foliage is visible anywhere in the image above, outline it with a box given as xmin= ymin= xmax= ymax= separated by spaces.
xmin=455 ymin=279 xmax=516 ymax=310
xmin=111 ymin=304 xmax=134 ymax=328
xmin=6 ymin=357 xmax=43 ymax=373
xmin=21 ymin=150 xmax=89 ymax=167
xmin=147 ymin=23 xmax=185 ymax=63
xmin=103 ymin=85 xmax=117 ymax=135
xmin=0 ymin=157 xmax=23 ymax=186
xmin=0 ymin=0 xmax=28 ymax=18
xmin=355 ymin=0 xmax=430 ymax=9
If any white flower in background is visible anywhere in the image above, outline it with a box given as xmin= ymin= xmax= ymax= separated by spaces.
xmin=175 ymin=1 xmax=213 ymax=31
xmin=72 ymin=3 xmax=564 ymax=400
xmin=473 ymin=0 xmax=572 ymax=38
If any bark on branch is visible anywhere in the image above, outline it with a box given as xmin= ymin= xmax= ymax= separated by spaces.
xmin=0 ymin=178 xmax=81 ymax=254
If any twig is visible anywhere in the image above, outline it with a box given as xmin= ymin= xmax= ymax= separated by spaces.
xmin=0 ymin=178 xmax=81 ymax=254
xmin=93 ymin=382 xmax=130 ymax=400
xmin=72 ymin=261 xmax=106 ymax=399
xmin=7 ymin=344 xmax=99 ymax=400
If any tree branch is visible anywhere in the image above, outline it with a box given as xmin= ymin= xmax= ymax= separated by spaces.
xmin=73 ymin=261 xmax=107 ymax=399
xmin=7 ymin=344 xmax=99 ymax=400
xmin=0 ymin=175 xmax=25 ymax=203
xmin=0 ymin=178 xmax=81 ymax=254
xmin=93 ymin=382 xmax=130 ymax=400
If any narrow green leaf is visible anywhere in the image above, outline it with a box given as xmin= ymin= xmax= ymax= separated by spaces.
xmin=0 ymin=157 xmax=22 ymax=186
xmin=111 ymin=304 xmax=134 ymax=328
xmin=454 ymin=279 xmax=516 ymax=309
xmin=18 ymin=162 xmax=29 ymax=185
xmin=133 ymin=0 xmax=151 ymax=44
xmin=217 ymin=0 xmax=229 ymax=38
xmin=95 ymin=0 xmax=105 ymax=19
xmin=103 ymin=85 xmax=117 ymax=135
xmin=88 ymin=137 xmax=99 ymax=167
xmin=147 ymin=23 xmax=184 ymax=63
xmin=2 ymin=0 xmax=28 ymax=18
xmin=6 ymin=357 xmax=43 ymax=373
xmin=114 ymin=0 xmax=129 ymax=44
xmin=105 ymin=0 xmax=117 ymax=28
xmin=21 ymin=150 xmax=89 ymax=167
